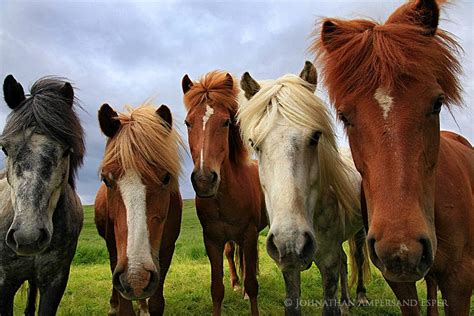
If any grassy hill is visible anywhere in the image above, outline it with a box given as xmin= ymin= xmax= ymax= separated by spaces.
xmin=13 ymin=200 xmax=472 ymax=315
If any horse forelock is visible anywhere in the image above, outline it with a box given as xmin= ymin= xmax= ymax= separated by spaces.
xmin=311 ymin=8 xmax=463 ymax=109
xmin=184 ymin=71 xmax=249 ymax=165
xmin=100 ymin=104 xmax=183 ymax=189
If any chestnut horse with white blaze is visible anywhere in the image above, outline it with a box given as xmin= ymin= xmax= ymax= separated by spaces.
xmin=182 ymin=71 xmax=267 ymax=316
xmin=314 ymin=0 xmax=473 ymax=314
xmin=238 ymin=62 xmax=370 ymax=316
xmin=95 ymin=104 xmax=183 ymax=315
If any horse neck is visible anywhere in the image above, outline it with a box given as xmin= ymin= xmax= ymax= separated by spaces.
xmin=217 ymin=156 xmax=252 ymax=198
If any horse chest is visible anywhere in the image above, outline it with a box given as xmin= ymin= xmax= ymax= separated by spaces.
xmin=197 ymin=204 xmax=252 ymax=242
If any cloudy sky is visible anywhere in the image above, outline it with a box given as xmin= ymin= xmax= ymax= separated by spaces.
xmin=1 ymin=0 xmax=472 ymax=204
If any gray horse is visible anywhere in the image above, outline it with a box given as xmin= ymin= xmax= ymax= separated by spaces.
xmin=0 ymin=75 xmax=85 ymax=315
xmin=238 ymin=62 xmax=370 ymax=316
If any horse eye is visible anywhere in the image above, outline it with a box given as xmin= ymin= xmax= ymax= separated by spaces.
xmin=338 ymin=112 xmax=351 ymax=127
xmin=309 ymin=131 xmax=322 ymax=146
xmin=162 ymin=173 xmax=171 ymax=185
xmin=1 ymin=147 xmax=8 ymax=157
xmin=223 ymin=119 xmax=231 ymax=127
xmin=432 ymin=96 xmax=444 ymax=114
xmin=101 ymin=176 xmax=112 ymax=188
xmin=184 ymin=120 xmax=191 ymax=128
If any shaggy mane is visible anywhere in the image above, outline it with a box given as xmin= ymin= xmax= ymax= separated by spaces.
xmin=311 ymin=0 xmax=463 ymax=107
xmin=1 ymin=77 xmax=85 ymax=188
xmin=184 ymin=71 xmax=249 ymax=165
xmin=101 ymin=104 xmax=182 ymax=189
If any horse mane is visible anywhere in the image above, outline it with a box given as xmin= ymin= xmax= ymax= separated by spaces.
xmin=1 ymin=77 xmax=85 ymax=188
xmin=100 ymin=104 xmax=183 ymax=190
xmin=237 ymin=74 xmax=359 ymax=217
xmin=184 ymin=71 xmax=249 ymax=165
xmin=311 ymin=0 xmax=463 ymax=108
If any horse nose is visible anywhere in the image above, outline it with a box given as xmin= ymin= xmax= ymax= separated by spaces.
xmin=367 ymin=233 xmax=433 ymax=281
xmin=112 ymin=268 xmax=129 ymax=294
xmin=266 ymin=230 xmax=315 ymax=271
xmin=6 ymin=225 xmax=51 ymax=255
xmin=191 ymin=170 xmax=218 ymax=184
xmin=191 ymin=169 xmax=219 ymax=197
xmin=113 ymin=268 xmax=159 ymax=299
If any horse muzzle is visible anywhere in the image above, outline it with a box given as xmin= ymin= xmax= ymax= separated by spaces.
xmin=112 ymin=266 xmax=160 ymax=300
xmin=367 ymin=234 xmax=434 ymax=282
xmin=266 ymin=229 xmax=316 ymax=272
xmin=5 ymin=222 xmax=52 ymax=256
xmin=191 ymin=169 xmax=220 ymax=198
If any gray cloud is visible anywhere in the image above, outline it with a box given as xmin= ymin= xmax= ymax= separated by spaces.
xmin=1 ymin=0 xmax=472 ymax=204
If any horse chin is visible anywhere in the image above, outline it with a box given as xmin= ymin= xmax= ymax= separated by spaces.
xmin=381 ymin=268 xmax=427 ymax=283
xmin=194 ymin=186 xmax=218 ymax=198
xmin=196 ymin=192 xmax=216 ymax=199
xmin=278 ymin=259 xmax=313 ymax=273
xmin=12 ymin=246 xmax=48 ymax=257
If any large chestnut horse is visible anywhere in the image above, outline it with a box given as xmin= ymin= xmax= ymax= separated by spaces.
xmin=95 ymin=104 xmax=182 ymax=315
xmin=182 ymin=71 xmax=267 ymax=315
xmin=314 ymin=0 xmax=473 ymax=314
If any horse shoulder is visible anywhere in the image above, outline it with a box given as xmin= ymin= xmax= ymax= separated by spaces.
xmin=161 ymin=190 xmax=183 ymax=249
xmin=432 ymin=136 xmax=474 ymax=275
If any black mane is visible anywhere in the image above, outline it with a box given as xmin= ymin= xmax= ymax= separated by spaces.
xmin=2 ymin=77 xmax=85 ymax=188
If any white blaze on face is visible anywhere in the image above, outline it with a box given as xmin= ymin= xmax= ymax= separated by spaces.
xmin=119 ymin=170 xmax=152 ymax=270
xmin=374 ymin=87 xmax=394 ymax=120
xmin=202 ymin=104 xmax=214 ymax=131
xmin=200 ymin=105 xmax=214 ymax=170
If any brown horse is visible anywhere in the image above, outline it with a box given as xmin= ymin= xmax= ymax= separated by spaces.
xmin=95 ymin=104 xmax=183 ymax=315
xmin=182 ymin=71 xmax=267 ymax=315
xmin=313 ymin=0 xmax=473 ymax=315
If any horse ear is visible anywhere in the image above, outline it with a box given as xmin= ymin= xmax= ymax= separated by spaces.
xmin=59 ymin=82 xmax=74 ymax=106
xmin=224 ymin=73 xmax=233 ymax=90
xmin=320 ymin=20 xmax=341 ymax=53
xmin=182 ymin=74 xmax=193 ymax=94
xmin=299 ymin=61 xmax=317 ymax=92
xmin=3 ymin=75 xmax=26 ymax=110
xmin=387 ymin=0 xmax=439 ymax=36
xmin=240 ymin=72 xmax=260 ymax=100
xmin=98 ymin=103 xmax=120 ymax=138
xmin=412 ymin=0 xmax=439 ymax=36
xmin=156 ymin=104 xmax=173 ymax=131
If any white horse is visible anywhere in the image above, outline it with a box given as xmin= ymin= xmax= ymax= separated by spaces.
xmin=238 ymin=62 xmax=370 ymax=316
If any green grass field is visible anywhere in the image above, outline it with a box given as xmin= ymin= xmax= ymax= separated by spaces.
xmin=13 ymin=200 xmax=473 ymax=315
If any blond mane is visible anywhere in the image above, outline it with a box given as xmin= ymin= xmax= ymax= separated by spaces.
xmin=237 ymin=74 xmax=359 ymax=216
xmin=101 ymin=104 xmax=183 ymax=189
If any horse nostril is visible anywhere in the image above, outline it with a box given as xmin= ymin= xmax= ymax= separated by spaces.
xmin=266 ymin=233 xmax=280 ymax=259
xmin=210 ymin=171 xmax=218 ymax=183
xmin=37 ymin=229 xmax=50 ymax=249
xmin=418 ymin=237 xmax=433 ymax=273
xmin=145 ymin=270 xmax=159 ymax=293
xmin=367 ymin=235 xmax=379 ymax=263
xmin=5 ymin=228 xmax=17 ymax=250
xmin=112 ymin=270 xmax=126 ymax=293
xmin=299 ymin=232 xmax=315 ymax=260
